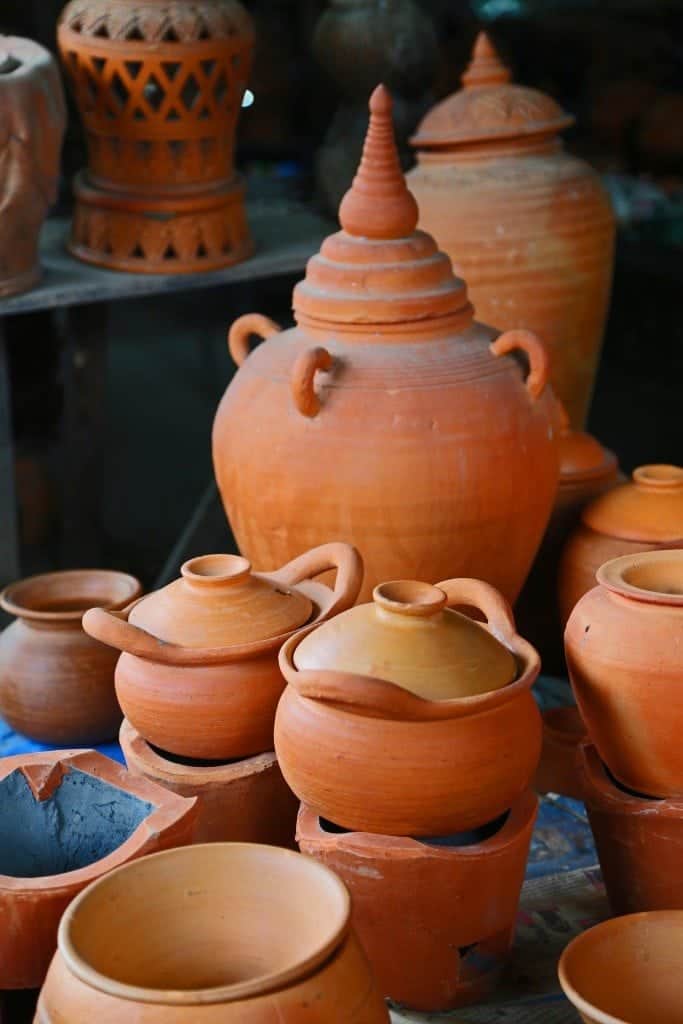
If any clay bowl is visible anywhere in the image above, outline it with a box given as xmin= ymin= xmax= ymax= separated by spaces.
xmin=36 ymin=843 xmax=389 ymax=1023
xmin=559 ymin=911 xmax=683 ymax=1023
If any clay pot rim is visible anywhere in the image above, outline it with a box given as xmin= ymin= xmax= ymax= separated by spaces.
xmin=58 ymin=842 xmax=351 ymax=1006
xmin=0 ymin=569 xmax=142 ymax=623
xmin=597 ymin=550 xmax=683 ymax=607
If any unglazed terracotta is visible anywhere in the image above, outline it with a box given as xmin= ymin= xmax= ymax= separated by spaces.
xmin=297 ymin=790 xmax=536 ymax=1012
xmin=559 ymin=911 xmax=683 ymax=1024
xmin=36 ymin=843 xmax=389 ymax=1023
xmin=0 ymin=37 xmax=66 ymax=297
xmin=565 ymin=550 xmax=683 ymax=798
xmin=408 ymin=32 xmax=615 ymax=429
xmin=534 ymin=706 xmax=588 ymax=800
xmin=57 ymin=0 xmax=255 ymax=273
xmin=0 ymin=750 xmax=196 ymax=991
xmin=275 ymin=577 xmax=541 ymax=835
xmin=82 ymin=544 xmax=362 ymax=760
xmin=120 ymin=719 xmax=298 ymax=848
xmin=213 ymin=85 xmax=559 ymax=605
xmin=558 ymin=463 xmax=683 ymax=624
xmin=0 ymin=569 xmax=142 ymax=745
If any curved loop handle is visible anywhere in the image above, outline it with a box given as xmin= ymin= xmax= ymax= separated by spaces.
xmin=268 ymin=542 xmax=363 ymax=617
xmin=490 ymin=329 xmax=550 ymax=401
xmin=289 ymin=667 xmax=457 ymax=722
xmin=228 ymin=314 xmax=281 ymax=367
xmin=290 ymin=347 xmax=333 ymax=418
xmin=82 ymin=607 xmax=209 ymax=666
xmin=436 ymin=577 xmax=517 ymax=646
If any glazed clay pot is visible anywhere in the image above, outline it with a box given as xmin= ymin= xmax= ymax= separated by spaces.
xmin=558 ymin=463 xmax=683 ymax=624
xmin=275 ymin=576 xmax=542 ymax=836
xmin=213 ymin=85 xmax=559 ymax=605
xmin=534 ymin=706 xmax=588 ymax=801
xmin=0 ymin=750 xmax=196 ymax=991
xmin=120 ymin=718 xmax=298 ymax=848
xmin=36 ymin=843 xmax=389 ymax=1023
xmin=83 ymin=544 xmax=362 ymax=761
xmin=297 ymin=790 xmax=537 ymax=1012
xmin=0 ymin=569 xmax=142 ymax=745
xmin=408 ymin=33 xmax=615 ymax=429
xmin=565 ymin=550 xmax=683 ymax=799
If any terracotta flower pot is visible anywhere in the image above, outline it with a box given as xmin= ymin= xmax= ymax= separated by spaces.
xmin=565 ymin=550 xmax=683 ymax=798
xmin=558 ymin=911 xmax=683 ymax=1024
xmin=120 ymin=718 xmax=298 ymax=848
xmin=558 ymin=463 xmax=683 ymax=625
xmin=0 ymin=749 xmax=196 ymax=991
xmin=213 ymin=85 xmax=559 ymax=605
xmin=275 ymin=577 xmax=541 ymax=836
xmin=534 ymin=706 xmax=588 ymax=800
xmin=57 ymin=0 xmax=255 ymax=273
xmin=0 ymin=569 xmax=142 ymax=745
xmin=408 ymin=32 xmax=615 ymax=429
xmin=297 ymin=790 xmax=537 ymax=1012
xmin=83 ymin=544 xmax=362 ymax=761
xmin=36 ymin=843 xmax=389 ymax=1023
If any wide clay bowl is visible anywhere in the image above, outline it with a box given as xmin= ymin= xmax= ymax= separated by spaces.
xmin=559 ymin=911 xmax=683 ymax=1023
xmin=36 ymin=843 xmax=389 ymax=1023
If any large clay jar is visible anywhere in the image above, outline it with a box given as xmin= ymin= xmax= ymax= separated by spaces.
xmin=36 ymin=843 xmax=389 ymax=1023
xmin=213 ymin=85 xmax=559 ymax=604
xmin=83 ymin=543 xmax=362 ymax=761
xmin=408 ymin=33 xmax=616 ymax=428
xmin=558 ymin=463 xmax=683 ymax=624
xmin=565 ymin=550 xmax=683 ymax=799
xmin=57 ymin=0 xmax=254 ymax=273
xmin=275 ymin=576 xmax=542 ymax=836
xmin=0 ymin=569 xmax=142 ymax=744
xmin=0 ymin=37 xmax=66 ymax=297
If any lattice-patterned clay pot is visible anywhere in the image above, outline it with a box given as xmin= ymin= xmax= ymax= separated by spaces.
xmin=57 ymin=0 xmax=255 ymax=273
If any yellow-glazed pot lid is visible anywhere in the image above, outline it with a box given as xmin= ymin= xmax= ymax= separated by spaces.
xmin=582 ymin=465 xmax=683 ymax=543
xmin=293 ymin=580 xmax=517 ymax=700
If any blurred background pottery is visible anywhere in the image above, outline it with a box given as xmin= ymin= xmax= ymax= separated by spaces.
xmin=534 ymin=706 xmax=588 ymax=801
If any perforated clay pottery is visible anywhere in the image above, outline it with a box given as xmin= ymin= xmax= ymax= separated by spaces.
xmin=36 ymin=843 xmax=390 ymax=1023
xmin=213 ymin=84 xmax=559 ymax=604
xmin=534 ymin=706 xmax=588 ymax=801
xmin=297 ymin=789 xmax=537 ymax=1012
xmin=0 ymin=569 xmax=142 ymax=745
xmin=558 ymin=911 xmax=683 ymax=1024
xmin=558 ymin=463 xmax=683 ymax=625
xmin=83 ymin=544 xmax=362 ymax=760
xmin=408 ymin=32 xmax=615 ymax=429
xmin=57 ymin=0 xmax=255 ymax=273
xmin=0 ymin=749 xmax=196 ymax=991
xmin=565 ymin=550 xmax=683 ymax=799
xmin=275 ymin=577 xmax=542 ymax=836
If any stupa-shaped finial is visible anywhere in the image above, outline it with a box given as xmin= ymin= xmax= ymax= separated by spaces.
xmin=461 ymin=31 xmax=511 ymax=89
xmin=338 ymin=84 xmax=419 ymax=240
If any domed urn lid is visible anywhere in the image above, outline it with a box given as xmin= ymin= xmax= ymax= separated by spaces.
xmin=556 ymin=402 xmax=618 ymax=486
xmin=59 ymin=0 xmax=254 ymax=43
xmin=581 ymin=464 xmax=683 ymax=542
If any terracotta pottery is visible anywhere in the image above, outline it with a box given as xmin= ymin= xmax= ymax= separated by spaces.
xmin=120 ymin=718 xmax=298 ymax=848
xmin=275 ymin=576 xmax=542 ymax=836
xmin=213 ymin=85 xmax=559 ymax=605
xmin=57 ymin=0 xmax=255 ymax=273
xmin=559 ymin=911 xmax=683 ymax=1024
xmin=558 ymin=463 xmax=683 ymax=625
xmin=82 ymin=544 xmax=362 ymax=760
xmin=408 ymin=32 xmax=616 ymax=429
xmin=0 ymin=569 xmax=142 ymax=745
xmin=534 ymin=706 xmax=588 ymax=800
xmin=0 ymin=749 xmax=196 ymax=991
xmin=36 ymin=843 xmax=389 ymax=1023
xmin=0 ymin=36 xmax=66 ymax=297
xmin=565 ymin=550 xmax=683 ymax=799
xmin=297 ymin=790 xmax=537 ymax=1012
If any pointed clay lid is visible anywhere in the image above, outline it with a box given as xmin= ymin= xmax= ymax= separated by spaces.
xmin=293 ymin=580 xmax=517 ymax=701
xmin=556 ymin=402 xmax=618 ymax=485
xmin=411 ymin=32 xmax=574 ymax=149
xmin=293 ymin=85 xmax=472 ymax=327
xmin=582 ymin=465 xmax=683 ymax=542
xmin=129 ymin=554 xmax=312 ymax=649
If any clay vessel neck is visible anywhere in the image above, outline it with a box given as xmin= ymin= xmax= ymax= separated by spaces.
xmin=598 ymin=550 xmax=683 ymax=608
xmin=373 ymin=580 xmax=447 ymax=625
xmin=633 ymin=464 xmax=683 ymax=493
xmin=417 ymin=134 xmax=562 ymax=165
xmin=180 ymin=554 xmax=252 ymax=593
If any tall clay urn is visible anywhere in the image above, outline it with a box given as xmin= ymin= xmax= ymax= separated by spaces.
xmin=213 ymin=85 xmax=559 ymax=603
xmin=57 ymin=0 xmax=254 ymax=273
xmin=408 ymin=33 xmax=616 ymax=428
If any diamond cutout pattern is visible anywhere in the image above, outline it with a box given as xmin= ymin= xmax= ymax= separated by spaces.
xmin=180 ymin=73 xmax=200 ymax=111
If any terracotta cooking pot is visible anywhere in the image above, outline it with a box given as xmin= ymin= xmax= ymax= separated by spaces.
xmin=0 ymin=569 xmax=142 ymax=744
xmin=565 ymin=549 xmax=683 ymax=799
xmin=36 ymin=843 xmax=389 ymax=1023
xmin=275 ymin=576 xmax=541 ymax=836
xmin=82 ymin=543 xmax=362 ymax=761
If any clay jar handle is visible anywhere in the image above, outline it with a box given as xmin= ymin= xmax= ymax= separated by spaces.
xmin=268 ymin=542 xmax=363 ymax=617
xmin=290 ymin=668 xmax=451 ymax=722
xmin=490 ymin=329 xmax=550 ymax=401
xmin=82 ymin=607 xmax=211 ymax=666
xmin=435 ymin=577 xmax=517 ymax=646
xmin=228 ymin=314 xmax=281 ymax=367
xmin=290 ymin=347 xmax=333 ymax=417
